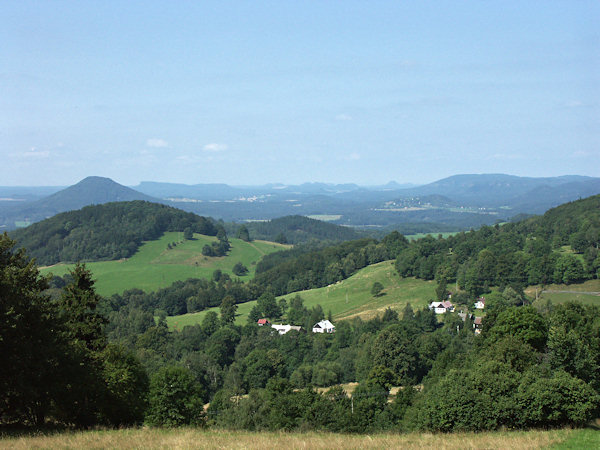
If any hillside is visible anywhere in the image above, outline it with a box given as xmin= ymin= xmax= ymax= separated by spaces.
xmin=11 ymin=201 xmax=217 ymax=265
xmin=41 ymin=231 xmax=288 ymax=296
xmin=166 ymin=261 xmax=435 ymax=329
xmin=393 ymin=194 xmax=600 ymax=299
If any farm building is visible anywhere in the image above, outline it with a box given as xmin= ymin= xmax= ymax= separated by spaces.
xmin=257 ymin=318 xmax=271 ymax=326
xmin=271 ymin=324 xmax=302 ymax=335
xmin=312 ymin=319 xmax=335 ymax=333
xmin=474 ymin=297 xmax=486 ymax=309
xmin=428 ymin=301 xmax=455 ymax=314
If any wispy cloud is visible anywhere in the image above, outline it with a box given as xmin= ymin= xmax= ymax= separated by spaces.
xmin=203 ymin=143 xmax=228 ymax=152
xmin=347 ymin=152 xmax=360 ymax=161
xmin=14 ymin=147 xmax=50 ymax=158
xmin=146 ymin=138 xmax=169 ymax=148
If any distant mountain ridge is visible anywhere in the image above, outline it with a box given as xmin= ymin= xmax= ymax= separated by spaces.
xmin=1 ymin=173 xmax=599 ymax=231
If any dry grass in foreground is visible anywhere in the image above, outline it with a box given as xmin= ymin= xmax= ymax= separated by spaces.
xmin=0 ymin=427 xmax=578 ymax=449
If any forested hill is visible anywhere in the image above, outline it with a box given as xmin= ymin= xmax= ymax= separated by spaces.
xmin=238 ymin=215 xmax=363 ymax=244
xmin=394 ymin=194 xmax=600 ymax=294
xmin=10 ymin=201 xmax=217 ymax=265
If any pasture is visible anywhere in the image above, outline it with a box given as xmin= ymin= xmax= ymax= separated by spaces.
xmin=40 ymin=232 xmax=288 ymax=297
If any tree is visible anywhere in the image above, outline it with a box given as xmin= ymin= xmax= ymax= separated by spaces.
xmin=274 ymin=232 xmax=288 ymax=244
xmin=100 ymin=344 xmax=149 ymax=426
xmin=145 ymin=365 xmax=205 ymax=426
xmin=220 ymin=295 xmax=237 ymax=325
xmin=370 ymin=323 xmax=420 ymax=384
xmin=435 ymin=278 xmax=448 ymax=301
xmin=257 ymin=291 xmax=281 ymax=319
xmin=371 ymin=281 xmax=384 ymax=297
xmin=237 ymin=225 xmax=251 ymax=242
xmin=58 ymin=263 xmax=108 ymax=352
xmin=55 ymin=263 xmax=110 ymax=426
xmin=486 ymin=306 xmax=548 ymax=352
xmin=554 ymin=254 xmax=586 ymax=285
xmin=0 ymin=234 xmax=62 ymax=425
xmin=183 ymin=227 xmax=193 ymax=240
xmin=232 ymin=262 xmax=249 ymax=276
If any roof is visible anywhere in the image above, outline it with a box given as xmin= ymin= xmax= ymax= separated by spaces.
xmin=257 ymin=318 xmax=270 ymax=325
xmin=473 ymin=317 xmax=482 ymax=325
xmin=313 ymin=319 xmax=335 ymax=329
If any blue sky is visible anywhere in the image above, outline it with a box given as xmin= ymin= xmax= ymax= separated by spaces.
xmin=1 ymin=1 xmax=598 ymax=186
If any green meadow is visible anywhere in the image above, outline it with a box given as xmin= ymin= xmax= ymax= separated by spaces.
xmin=167 ymin=260 xmax=437 ymax=330
xmin=40 ymin=232 xmax=288 ymax=297
xmin=526 ymin=279 xmax=600 ymax=307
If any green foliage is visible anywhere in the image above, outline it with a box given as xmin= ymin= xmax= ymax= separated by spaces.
xmin=256 ymin=291 xmax=281 ymax=319
xmin=219 ymin=295 xmax=237 ymax=326
xmin=232 ymin=261 xmax=249 ymax=276
xmin=236 ymin=225 xmax=251 ymax=242
xmin=371 ymin=281 xmax=384 ymax=297
xmin=145 ymin=365 xmax=205 ymax=426
xmin=100 ymin=344 xmax=149 ymax=426
xmin=486 ymin=306 xmax=548 ymax=352
xmin=0 ymin=233 xmax=61 ymax=425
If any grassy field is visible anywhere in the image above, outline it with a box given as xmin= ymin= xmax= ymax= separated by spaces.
xmin=526 ymin=279 xmax=600 ymax=307
xmin=40 ymin=232 xmax=288 ymax=297
xmin=167 ymin=260 xmax=436 ymax=330
xmin=1 ymin=427 xmax=595 ymax=449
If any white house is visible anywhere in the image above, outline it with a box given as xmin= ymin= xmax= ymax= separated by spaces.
xmin=271 ymin=324 xmax=302 ymax=335
xmin=428 ymin=301 xmax=455 ymax=314
xmin=474 ymin=297 xmax=486 ymax=309
xmin=312 ymin=319 xmax=335 ymax=333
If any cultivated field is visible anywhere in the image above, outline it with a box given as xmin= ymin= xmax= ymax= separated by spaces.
xmin=167 ymin=260 xmax=436 ymax=330
xmin=1 ymin=427 xmax=597 ymax=449
xmin=40 ymin=232 xmax=288 ymax=296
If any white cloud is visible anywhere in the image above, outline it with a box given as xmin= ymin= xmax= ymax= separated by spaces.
xmin=203 ymin=143 xmax=228 ymax=152
xmin=335 ymin=114 xmax=353 ymax=121
xmin=14 ymin=147 xmax=50 ymax=158
xmin=347 ymin=152 xmax=360 ymax=161
xmin=146 ymin=138 xmax=169 ymax=148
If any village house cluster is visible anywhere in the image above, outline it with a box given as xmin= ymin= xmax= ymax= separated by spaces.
xmin=429 ymin=296 xmax=486 ymax=334
xmin=257 ymin=318 xmax=336 ymax=335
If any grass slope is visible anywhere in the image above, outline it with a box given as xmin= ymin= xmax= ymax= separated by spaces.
xmin=41 ymin=232 xmax=288 ymax=297
xmin=526 ymin=279 xmax=600 ymax=306
xmin=167 ymin=260 xmax=436 ymax=330
xmin=0 ymin=427 xmax=591 ymax=449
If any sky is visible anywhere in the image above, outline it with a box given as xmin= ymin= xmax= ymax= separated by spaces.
xmin=1 ymin=1 xmax=599 ymax=186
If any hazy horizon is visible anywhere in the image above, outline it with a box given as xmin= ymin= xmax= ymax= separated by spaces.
xmin=2 ymin=1 xmax=599 ymax=186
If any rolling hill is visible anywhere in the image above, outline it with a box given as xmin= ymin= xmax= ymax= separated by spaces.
xmin=41 ymin=231 xmax=288 ymax=297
